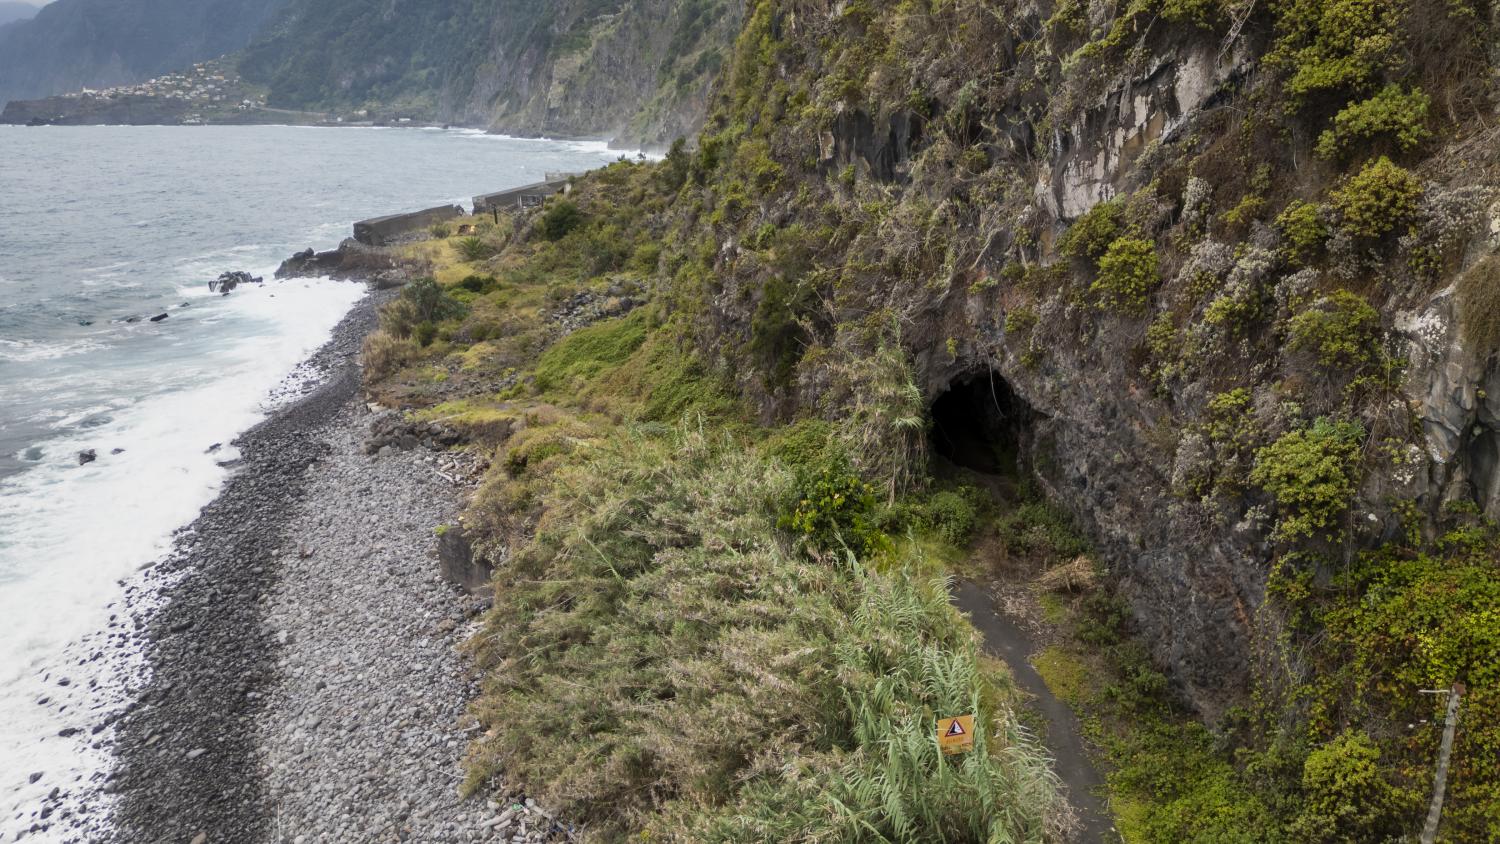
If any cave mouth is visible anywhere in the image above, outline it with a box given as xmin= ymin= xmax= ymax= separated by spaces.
xmin=929 ymin=371 xmax=1032 ymax=477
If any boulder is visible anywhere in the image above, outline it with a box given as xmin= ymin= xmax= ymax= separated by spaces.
xmin=437 ymin=526 xmax=493 ymax=593
xmin=209 ymin=270 xmax=264 ymax=295
xmin=77 ymin=449 xmax=96 ymax=465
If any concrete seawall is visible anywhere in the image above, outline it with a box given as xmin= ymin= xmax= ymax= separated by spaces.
xmin=472 ymin=177 xmax=571 ymax=215
xmin=352 ymin=204 xmax=465 ymax=246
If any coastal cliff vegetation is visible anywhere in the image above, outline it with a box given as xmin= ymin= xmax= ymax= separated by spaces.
xmin=358 ymin=0 xmax=1500 ymax=839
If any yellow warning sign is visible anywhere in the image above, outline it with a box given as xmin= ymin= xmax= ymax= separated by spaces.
xmin=936 ymin=714 xmax=975 ymax=755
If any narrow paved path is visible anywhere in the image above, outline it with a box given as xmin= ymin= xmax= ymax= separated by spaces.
xmin=951 ymin=580 xmax=1116 ymax=843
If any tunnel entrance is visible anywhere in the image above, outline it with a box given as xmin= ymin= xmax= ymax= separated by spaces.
xmin=928 ymin=371 xmax=1032 ymax=477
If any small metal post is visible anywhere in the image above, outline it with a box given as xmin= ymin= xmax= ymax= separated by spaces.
xmin=1418 ymin=683 xmax=1465 ymax=844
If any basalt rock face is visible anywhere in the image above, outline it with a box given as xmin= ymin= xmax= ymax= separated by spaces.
xmin=683 ymin=0 xmax=1499 ymax=717
xmin=274 ymin=239 xmax=414 ymax=288
xmin=1400 ymin=256 xmax=1500 ymax=524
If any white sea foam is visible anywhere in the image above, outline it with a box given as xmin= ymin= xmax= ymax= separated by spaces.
xmin=0 ymin=337 xmax=106 ymax=362
xmin=0 ymin=123 xmax=620 ymax=838
xmin=0 ymin=279 xmax=363 ymax=836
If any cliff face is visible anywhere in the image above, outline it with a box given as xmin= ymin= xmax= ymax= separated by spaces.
xmin=444 ymin=0 xmax=741 ymax=146
xmin=0 ymin=0 xmax=285 ymax=106
xmin=239 ymin=0 xmax=740 ymax=147
xmin=676 ymin=0 xmax=1499 ymax=729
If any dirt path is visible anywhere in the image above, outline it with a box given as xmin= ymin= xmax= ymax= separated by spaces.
xmin=951 ymin=579 xmax=1117 ymax=843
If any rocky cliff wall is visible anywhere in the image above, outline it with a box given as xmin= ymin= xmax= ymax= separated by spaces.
xmin=672 ymin=0 xmax=1499 ymax=720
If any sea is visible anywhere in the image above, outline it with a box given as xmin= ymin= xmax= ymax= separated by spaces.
xmin=0 ymin=124 xmax=620 ymax=833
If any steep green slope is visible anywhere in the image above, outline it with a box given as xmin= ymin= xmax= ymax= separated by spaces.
xmin=663 ymin=0 xmax=1500 ymax=837
xmin=238 ymin=0 xmax=740 ymax=146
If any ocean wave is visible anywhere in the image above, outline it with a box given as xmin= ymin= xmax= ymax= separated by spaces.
xmin=0 ymin=337 xmax=105 ymax=362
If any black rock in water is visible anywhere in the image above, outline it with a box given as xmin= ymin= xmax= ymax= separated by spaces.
xmin=209 ymin=271 xmax=264 ymax=295
xmin=149 ymin=313 xmax=169 ymax=323
xmin=77 ymin=449 xmax=96 ymax=465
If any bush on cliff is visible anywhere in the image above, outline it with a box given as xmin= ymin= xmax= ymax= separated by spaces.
xmin=1315 ymin=85 xmax=1431 ymax=160
xmin=1251 ymin=418 xmax=1364 ymax=541
xmin=1329 ymin=156 xmax=1423 ymax=240
xmin=1286 ymin=290 xmax=1382 ymax=371
xmin=537 ymin=198 xmax=583 ymax=241
xmin=1092 ymin=236 xmax=1159 ymax=313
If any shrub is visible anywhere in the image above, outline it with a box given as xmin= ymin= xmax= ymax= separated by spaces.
xmin=628 ymin=241 xmax=662 ymax=276
xmin=1318 ymin=547 xmax=1500 ymax=837
xmin=1456 ymin=255 xmax=1500 ymax=361
xmin=902 ymin=486 xmax=986 ymax=546
xmin=1275 ymin=200 xmax=1328 ymax=264
xmin=1161 ymin=0 xmax=1224 ymax=27
xmin=362 ymin=332 xmax=420 ymax=381
xmin=1250 ymin=418 xmax=1364 ymax=541
xmin=1270 ymin=0 xmax=1404 ymax=103
xmin=1329 ymin=156 xmax=1422 ymax=239
xmin=457 ymin=273 xmax=499 ymax=294
xmin=1287 ymin=289 xmax=1382 ymax=370
xmin=1315 ymin=85 xmax=1430 ymax=160
xmin=378 ymin=277 xmax=467 ymax=340
xmin=429 ymin=222 xmax=453 ymax=238
xmin=659 ymin=137 xmax=691 ymax=191
xmin=997 ymin=500 xmax=1091 ymax=562
xmin=1092 ymin=237 xmax=1159 ymax=313
xmin=538 ymin=198 xmax=584 ymax=241
xmin=1005 ymin=305 xmax=1038 ymax=335
xmin=1058 ymin=198 xmax=1124 ymax=263
xmin=455 ymin=236 xmax=497 ymax=262
xmin=1287 ymin=731 xmax=1408 ymax=843
xmin=779 ymin=465 xmax=882 ymax=558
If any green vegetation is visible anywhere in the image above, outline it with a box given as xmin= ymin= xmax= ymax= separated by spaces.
xmin=346 ymin=0 xmax=1500 ymax=836
xmin=1329 ymin=156 xmax=1423 ymax=239
xmin=537 ymin=198 xmax=584 ymax=241
xmin=747 ymin=273 xmax=815 ymax=388
xmin=1058 ymin=199 xmax=1125 ymax=263
xmin=1286 ymin=290 xmax=1382 ymax=371
xmin=1315 ymin=85 xmax=1431 ymax=160
xmin=464 ymin=425 xmax=1060 ymax=841
xmin=1092 ymin=237 xmax=1159 ymax=313
xmin=1251 ymin=418 xmax=1365 ymax=541
xmin=1268 ymin=0 xmax=1406 ymax=104
xmin=455 ymin=236 xmax=497 ymax=262
xmin=378 ymin=277 xmax=466 ymax=348
xmin=1287 ymin=730 xmax=1409 ymax=841
xmin=530 ymin=307 xmax=649 ymax=394
xmin=778 ymin=464 xmax=882 ymax=558
xmin=1275 ymin=200 xmax=1328 ymax=264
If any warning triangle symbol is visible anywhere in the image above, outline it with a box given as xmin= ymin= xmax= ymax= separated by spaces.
xmin=945 ymin=719 xmax=966 ymax=737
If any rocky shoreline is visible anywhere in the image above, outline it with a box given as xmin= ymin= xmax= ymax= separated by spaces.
xmin=10 ymin=284 xmax=562 ymax=842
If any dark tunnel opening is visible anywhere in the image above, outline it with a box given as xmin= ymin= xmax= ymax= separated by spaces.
xmin=929 ymin=371 xmax=1033 ymax=477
